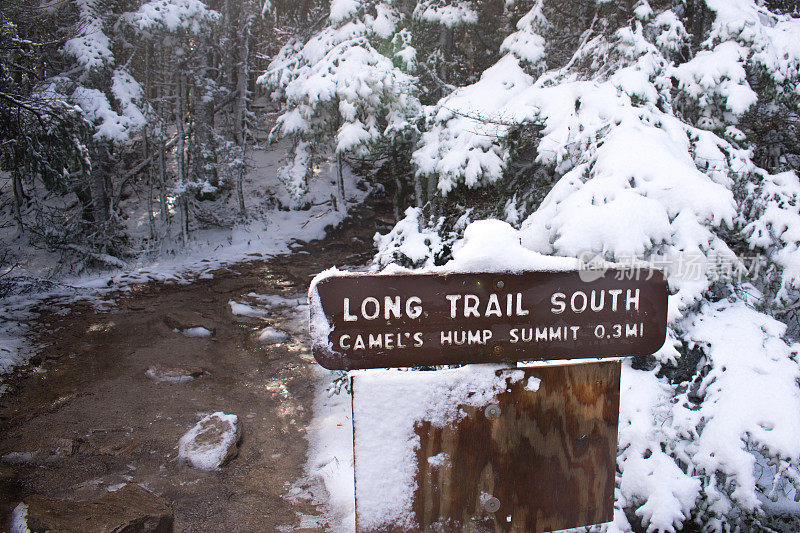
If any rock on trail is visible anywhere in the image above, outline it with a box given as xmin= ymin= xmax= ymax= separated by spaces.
xmin=178 ymin=412 xmax=241 ymax=470
xmin=14 ymin=483 xmax=173 ymax=533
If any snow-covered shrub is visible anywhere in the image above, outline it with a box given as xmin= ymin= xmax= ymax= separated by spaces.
xmin=373 ymin=207 xmax=445 ymax=269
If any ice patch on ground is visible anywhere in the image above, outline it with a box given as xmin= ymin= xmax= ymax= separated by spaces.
xmin=248 ymin=293 xmax=305 ymax=309
xmin=258 ymin=326 xmax=290 ymax=344
xmin=9 ymin=503 xmax=30 ymax=533
xmin=179 ymin=326 xmax=213 ymax=338
xmin=228 ymin=301 xmax=269 ymax=317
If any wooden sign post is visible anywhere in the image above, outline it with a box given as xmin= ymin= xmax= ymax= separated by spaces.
xmin=309 ymin=268 xmax=668 ymax=532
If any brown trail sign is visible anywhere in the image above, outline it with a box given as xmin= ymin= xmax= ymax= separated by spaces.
xmin=310 ymin=268 xmax=669 ymax=532
xmin=311 ymin=269 xmax=668 ymax=370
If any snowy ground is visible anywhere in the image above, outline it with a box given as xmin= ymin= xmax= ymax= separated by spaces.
xmin=0 ymin=141 xmax=369 ymax=381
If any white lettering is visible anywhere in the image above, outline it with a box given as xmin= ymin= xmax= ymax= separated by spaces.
xmin=446 ymin=294 xmax=461 ymax=318
xmin=590 ymin=290 xmax=605 ymax=312
xmin=551 ymin=292 xmax=566 ymax=314
xmin=570 ymin=291 xmax=587 ymax=313
xmin=485 ymin=294 xmax=502 ymax=317
xmin=353 ymin=335 xmax=366 ymax=350
xmin=608 ymin=290 xmax=622 ymax=311
xmin=339 ymin=334 xmax=351 ymax=349
xmin=516 ymin=293 xmax=530 ymax=316
xmin=361 ymin=297 xmax=380 ymax=320
xmin=594 ymin=324 xmax=605 ymax=338
xmin=368 ymin=334 xmax=382 ymax=349
xmin=385 ymin=296 xmax=401 ymax=320
xmin=398 ymin=332 xmax=407 ymax=348
xmin=406 ymin=297 xmax=423 ymax=319
xmin=413 ymin=332 xmax=424 ymax=347
xmin=467 ymin=330 xmax=482 ymax=344
xmin=441 ymin=330 xmax=453 ymax=345
xmin=464 ymin=295 xmax=481 ymax=317
xmin=509 ymin=328 xmax=519 ymax=343
xmin=626 ymin=289 xmax=640 ymax=311
xmin=343 ymin=298 xmax=357 ymax=322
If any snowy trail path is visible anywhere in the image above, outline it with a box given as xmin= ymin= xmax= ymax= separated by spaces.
xmin=0 ymin=201 xmax=392 ymax=531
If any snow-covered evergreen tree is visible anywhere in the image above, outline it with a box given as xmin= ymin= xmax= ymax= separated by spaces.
xmin=259 ymin=0 xmax=421 ymax=208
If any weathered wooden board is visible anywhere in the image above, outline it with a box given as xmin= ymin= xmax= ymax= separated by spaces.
xmin=353 ymin=361 xmax=621 ymax=533
xmin=311 ymin=270 xmax=667 ymax=369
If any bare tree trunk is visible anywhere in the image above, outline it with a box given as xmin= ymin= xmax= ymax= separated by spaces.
xmin=436 ymin=26 xmax=454 ymax=99
xmin=144 ymin=43 xmax=156 ymax=241
xmin=144 ymin=130 xmax=156 ymax=241
xmin=91 ymin=176 xmax=109 ymax=222
xmin=192 ymin=42 xmax=217 ymax=188
xmin=12 ymin=172 xmax=25 ymax=232
xmin=426 ymin=174 xmax=439 ymax=221
xmin=158 ymin=137 xmax=167 ymax=222
xmin=175 ymin=70 xmax=191 ymax=242
xmin=393 ymin=176 xmax=404 ymax=221
xmin=175 ymin=71 xmax=186 ymax=188
xmin=232 ymin=5 xmax=252 ymax=216
xmin=336 ymin=153 xmax=345 ymax=208
xmin=89 ymin=147 xmax=110 ymax=234
xmin=148 ymin=169 xmax=156 ymax=241
xmin=414 ymin=174 xmax=426 ymax=209
xmin=157 ymin=46 xmax=169 ymax=225
xmin=180 ymin=197 xmax=189 ymax=244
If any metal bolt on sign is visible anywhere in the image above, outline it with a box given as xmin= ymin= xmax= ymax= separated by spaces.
xmin=484 ymin=404 xmax=501 ymax=420
xmin=483 ymin=496 xmax=501 ymax=513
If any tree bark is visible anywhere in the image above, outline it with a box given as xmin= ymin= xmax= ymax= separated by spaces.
xmin=191 ymin=40 xmax=218 ymax=189
xmin=12 ymin=172 xmax=25 ymax=232
xmin=414 ymin=174 xmax=426 ymax=209
xmin=89 ymin=146 xmax=110 ymax=232
xmin=232 ymin=4 xmax=252 ymax=216
xmin=426 ymin=173 xmax=439 ymax=221
xmin=175 ymin=71 xmax=186 ymax=188
xmin=336 ymin=153 xmax=345 ymax=209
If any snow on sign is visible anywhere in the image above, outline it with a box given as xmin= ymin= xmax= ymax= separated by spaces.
xmin=310 ymin=269 xmax=668 ymax=369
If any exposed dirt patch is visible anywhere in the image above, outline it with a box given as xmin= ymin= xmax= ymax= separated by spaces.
xmin=0 ymin=201 xmax=392 ymax=532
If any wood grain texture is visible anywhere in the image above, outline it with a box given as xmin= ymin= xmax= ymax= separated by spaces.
xmin=354 ymin=361 xmax=620 ymax=533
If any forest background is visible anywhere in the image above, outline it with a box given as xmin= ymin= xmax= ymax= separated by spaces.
xmin=3 ymin=0 xmax=800 ymax=531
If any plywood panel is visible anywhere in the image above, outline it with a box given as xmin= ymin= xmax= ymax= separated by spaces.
xmin=353 ymin=361 xmax=620 ymax=533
